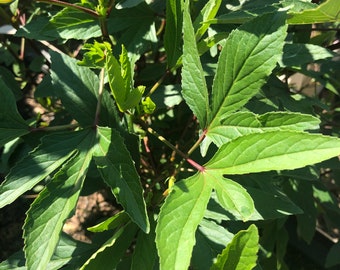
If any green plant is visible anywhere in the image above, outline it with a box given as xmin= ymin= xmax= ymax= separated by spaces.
xmin=1 ymin=0 xmax=340 ymax=269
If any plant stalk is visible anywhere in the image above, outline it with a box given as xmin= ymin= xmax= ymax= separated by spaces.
xmin=36 ymin=0 xmax=98 ymax=18
xmin=94 ymin=68 xmax=105 ymax=126
xmin=146 ymin=69 xmax=170 ymax=98
xmin=30 ymin=123 xmax=79 ymax=132
xmin=187 ymin=128 xmax=207 ymax=156
xmin=146 ymin=126 xmax=205 ymax=172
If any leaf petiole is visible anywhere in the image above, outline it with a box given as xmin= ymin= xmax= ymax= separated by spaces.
xmin=145 ymin=126 xmax=204 ymax=172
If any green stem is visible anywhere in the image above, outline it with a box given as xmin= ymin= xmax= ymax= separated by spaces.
xmin=94 ymin=68 xmax=105 ymax=126
xmin=187 ymin=128 xmax=207 ymax=156
xmin=36 ymin=0 xmax=99 ymax=18
xmin=106 ymin=0 xmax=116 ymax=16
xmin=146 ymin=126 xmax=205 ymax=172
xmin=99 ymin=16 xmax=113 ymax=46
xmin=146 ymin=69 xmax=170 ymax=98
xmin=30 ymin=123 xmax=79 ymax=132
xmin=171 ymin=129 xmax=207 ymax=177
xmin=125 ymin=114 xmax=134 ymax=133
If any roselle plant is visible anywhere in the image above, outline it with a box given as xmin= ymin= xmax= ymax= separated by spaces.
xmin=1 ymin=0 xmax=340 ymax=269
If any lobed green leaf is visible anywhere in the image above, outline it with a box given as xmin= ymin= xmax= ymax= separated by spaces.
xmin=193 ymin=0 xmax=222 ymax=41
xmin=43 ymin=8 xmax=101 ymax=39
xmin=80 ymin=223 xmax=137 ymax=270
xmin=24 ymin=128 xmax=96 ymax=270
xmin=93 ymin=127 xmax=149 ymax=233
xmin=0 ymin=233 xmax=95 ymax=270
xmin=164 ymin=0 xmax=183 ymax=69
xmin=205 ymin=131 xmax=340 ymax=175
xmin=287 ymin=0 xmax=340 ymax=24
xmin=131 ymin=217 xmax=158 ymax=270
xmin=106 ymin=49 xmax=144 ymax=112
xmin=182 ymin=0 xmax=210 ymax=128
xmin=206 ymin=174 xmax=254 ymax=221
xmin=156 ymin=173 xmax=212 ymax=270
xmin=210 ymin=224 xmax=259 ymax=270
xmin=0 ymin=79 xmax=29 ymax=147
xmin=87 ymin=211 xmax=129 ymax=232
xmin=0 ymin=130 xmax=93 ymax=208
xmin=208 ymin=111 xmax=320 ymax=146
xmin=50 ymin=52 xmax=98 ymax=126
xmin=209 ymin=12 xmax=287 ymax=129
xmin=208 ymin=0 xmax=280 ymax=25
xmin=192 ymin=219 xmax=234 ymax=269
xmin=281 ymin=43 xmax=336 ymax=67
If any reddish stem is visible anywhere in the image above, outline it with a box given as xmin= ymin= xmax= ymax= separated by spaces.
xmin=187 ymin=158 xmax=205 ymax=172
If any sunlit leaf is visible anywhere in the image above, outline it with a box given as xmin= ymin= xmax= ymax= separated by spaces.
xmin=182 ymin=0 xmax=210 ymax=128
xmin=156 ymin=173 xmax=212 ymax=270
xmin=287 ymin=0 xmax=340 ymax=24
xmin=24 ymin=128 xmax=96 ymax=270
xmin=43 ymin=8 xmax=101 ymax=39
xmin=192 ymin=219 xmax=234 ymax=270
xmin=209 ymin=12 xmax=287 ymax=129
xmin=205 ymin=131 xmax=340 ymax=175
xmin=87 ymin=211 xmax=129 ymax=232
xmin=206 ymin=174 xmax=254 ymax=221
xmin=210 ymin=224 xmax=259 ymax=270
xmin=257 ymin=112 xmax=320 ymax=130
xmin=208 ymin=0 xmax=280 ymax=24
xmin=0 ymin=130 xmax=92 ymax=208
xmin=94 ymin=127 xmax=149 ymax=233
xmin=208 ymin=111 xmax=320 ymax=146
xmin=106 ymin=48 xmax=144 ymax=112
xmin=193 ymin=0 xmax=222 ymax=41
xmin=77 ymin=41 xmax=112 ymax=68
